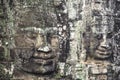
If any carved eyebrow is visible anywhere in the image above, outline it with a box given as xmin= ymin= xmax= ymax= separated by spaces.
xmin=93 ymin=31 xmax=113 ymax=34
xmin=45 ymin=27 xmax=58 ymax=34
xmin=20 ymin=27 xmax=44 ymax=33
xmin=20 ymin=27 xmax=58 ymax=35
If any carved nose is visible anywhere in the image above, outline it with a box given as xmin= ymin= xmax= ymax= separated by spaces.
xmin=37 ymin=44 xmax=52 ymax=52
xmin=35 ymin=34 xmax=52 ymax=52
xmin=101 ymin=44 xmax=109 ymax=49
xmin=100 ymin=35 xmax=110 ymax=49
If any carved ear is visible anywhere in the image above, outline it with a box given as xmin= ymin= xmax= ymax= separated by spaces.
xmin=83 ymin=32 xmax=86 ymax=38
xmin=92 ymin=10 xmax=101 ymax=16
xmin=0 ymin=47 xmax=5 ymax=60
xmin=86 ymin=26 xmax=91 ymax=31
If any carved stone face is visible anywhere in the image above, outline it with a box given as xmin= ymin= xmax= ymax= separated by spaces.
xmin=11 ymin=1 xmax=60 ymax=74
xmin=83 ymin=27 xmax=113 ymax=59
xmin=83 ymin=8 xmax=114 ymax=59
xmin=14 ymin=27 xmax=59 ymax=74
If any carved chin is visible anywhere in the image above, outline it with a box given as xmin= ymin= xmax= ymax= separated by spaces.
xmin=21 ymin=59 xmax=57 ymax=74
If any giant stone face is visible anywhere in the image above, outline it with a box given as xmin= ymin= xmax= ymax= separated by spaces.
xmin=83 ymin=27 xmax=113 ymax=59
xmin=13 ymin=6 xmax=59 ymax=74
xmin=83 ymin=10 xmax=113 ymax=59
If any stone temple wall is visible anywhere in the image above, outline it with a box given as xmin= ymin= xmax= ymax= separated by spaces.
xmin=0 ymin=0 xmax=120 ymax=80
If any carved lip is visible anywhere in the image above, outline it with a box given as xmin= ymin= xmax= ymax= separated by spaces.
xmin=32 ymin=58 xmax=54 ymax=65
xmin=96 ymin=46 xmax=111 ymax=54
xmin=32 ymin=52 xmax=56 ymax=65
xmin=96 ymin=50 xmax=108 ymax=54
xmin=95 ymin=49 xmax=111 ymax=58
xmin=32 ymin=52 xmax=56 ymax=60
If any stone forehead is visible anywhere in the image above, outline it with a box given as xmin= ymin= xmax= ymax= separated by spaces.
xmin=16 ymin=11 xmax=57 ymax=28
xmin=85 ymin=26 xmax=113 ymax=34
xmin=91 ymin=25 xmax=113 ymax=34
xmin=15 ymin=0 xmax=57 ymax=28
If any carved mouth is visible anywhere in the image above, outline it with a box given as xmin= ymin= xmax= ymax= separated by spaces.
xmin=14 ymin=48 xmax=58 ymax=74
xmin=95 ymin=49 xmax=111 ymax=58
xmin=33 ymin=52 xmax=56 ymax=60
xmin=31 ymin=52 xmax=57 ymax=65
xmin=22 ymin=53 xmax=57 ymax=73
xmin=96 ymin=50 xmax=109 ymax=54
xmin=32 ymin=58 xmax=54 ymax=65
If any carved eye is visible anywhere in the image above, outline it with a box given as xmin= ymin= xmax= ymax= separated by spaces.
xmin=107 ymin=32 xmax=113 ymax=38
xmin=51 ymin=35 xmax=59 ymax=43
xmin=51 ymin=35 xmax=58 ymax=39
xmin=50 ymin=35 xmax=59 ymax=48
xmin=95 ymin=34 xmax=103 ymax=40
xmin=30 ymin=35 xmax=37 ymax=39
xmin=26 ymin=32 xmax=37 ymax=39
